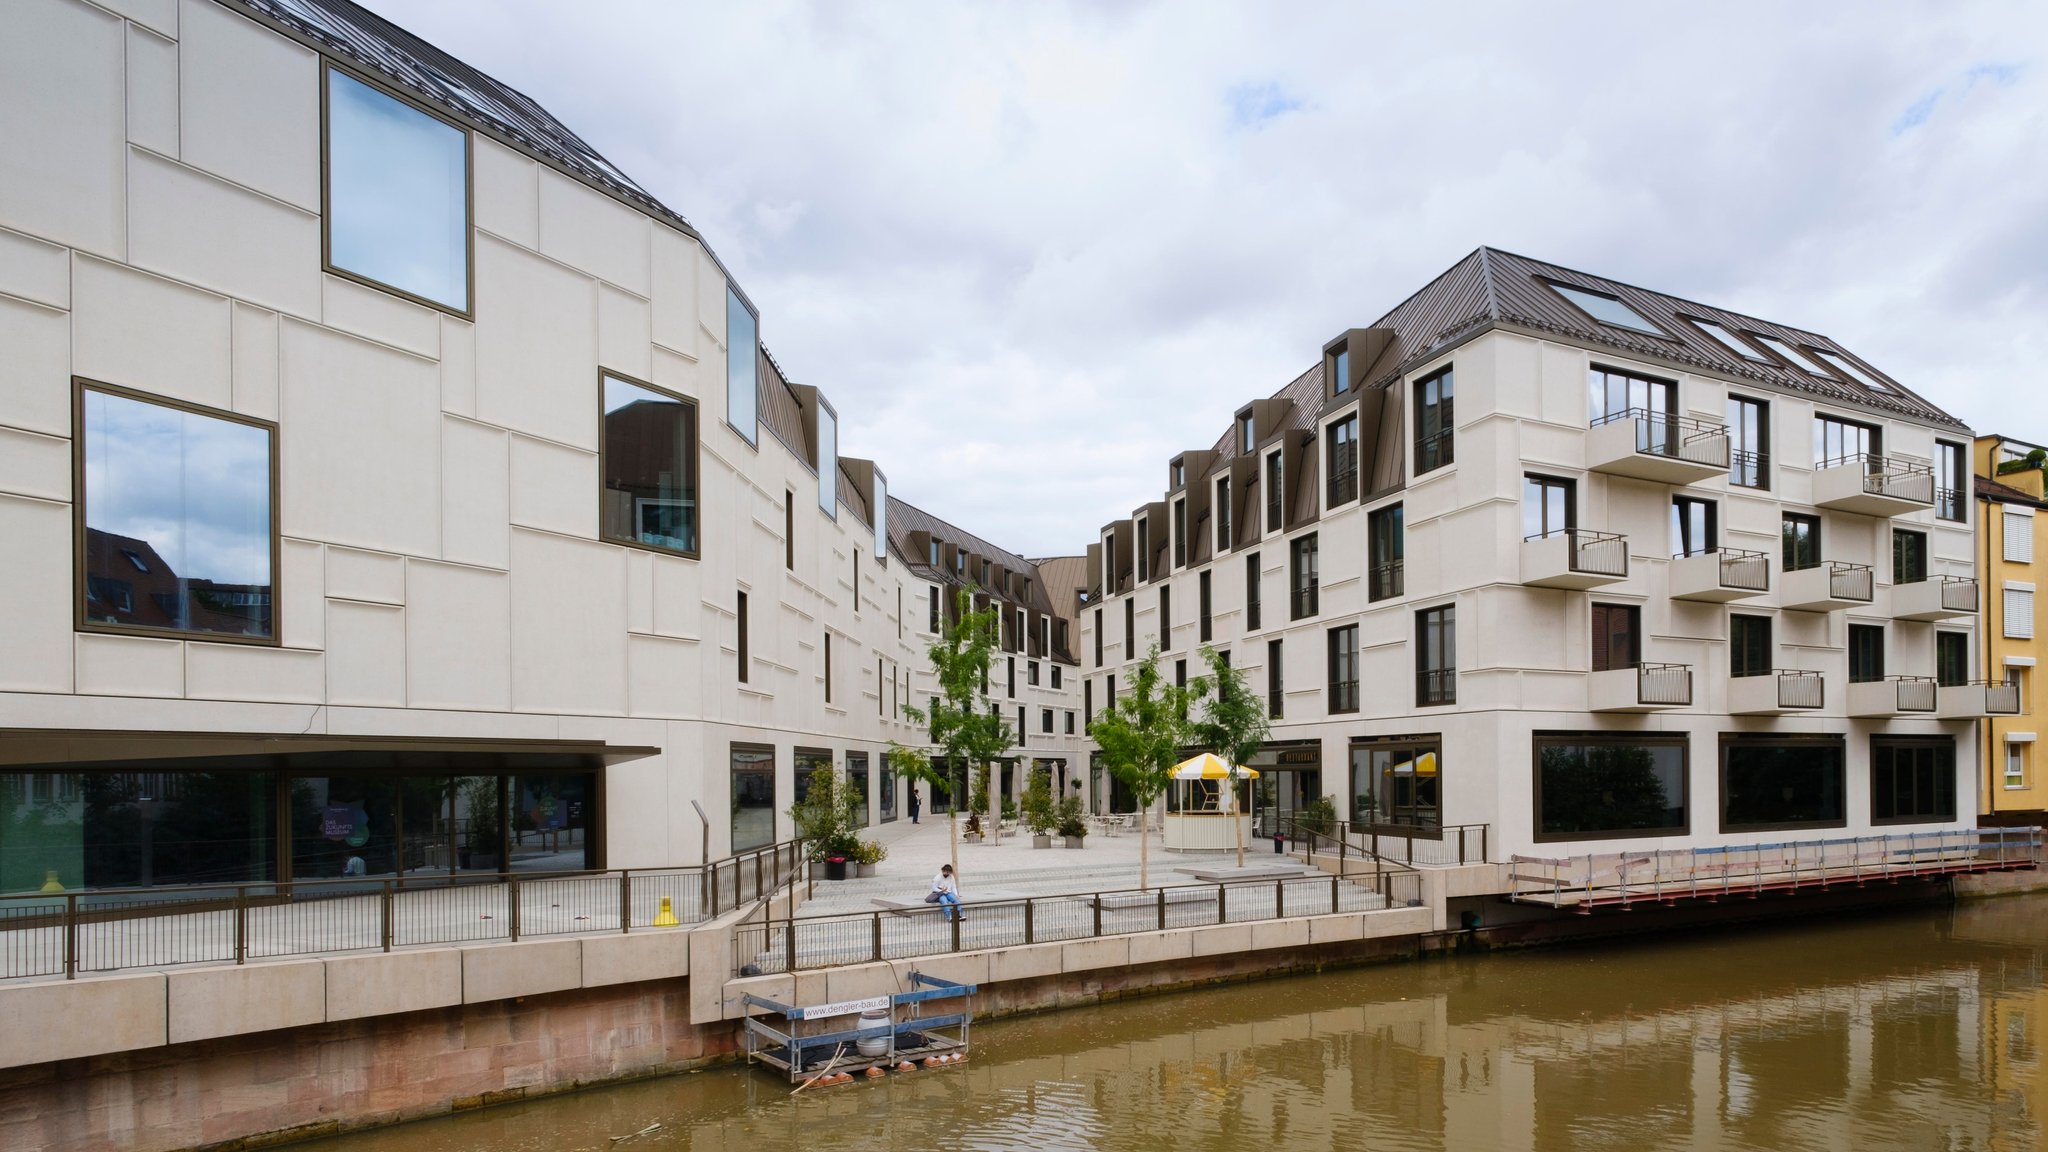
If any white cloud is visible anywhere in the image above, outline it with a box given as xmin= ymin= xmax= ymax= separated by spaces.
xmin=360 ymin=0 xmax=2048 ymax=556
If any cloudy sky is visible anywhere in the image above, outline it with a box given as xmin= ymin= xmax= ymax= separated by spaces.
xmin=362 ymin=0 xmax=2046 ymax=560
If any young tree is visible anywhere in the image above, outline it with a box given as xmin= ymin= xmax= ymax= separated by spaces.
xmin=1189 ymin=644 xmax=1271 ymax=868
xmin=1087 ymin=644 xmax=1193 ymax=890
xmin=903 ymin=587 xmax=1013 ymax=877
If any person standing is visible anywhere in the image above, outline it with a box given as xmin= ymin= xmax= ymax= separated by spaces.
xmin=909 ymin=785 xmax=921 ymax=825
xmin=930 ymin=863 xmax=961 ymax=922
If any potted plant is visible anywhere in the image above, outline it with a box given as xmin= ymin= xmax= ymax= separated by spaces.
xmin=1021 ymin=768 xmax=1057 ymax=848
xmin=851 ymin=838 xmax=886 ymax=878
xmin=1056 ymin=796 xmax=1088 ymax=849
xmin=790 ymin=769 xmax=863 ymax=879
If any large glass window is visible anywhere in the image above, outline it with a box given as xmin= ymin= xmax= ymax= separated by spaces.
xmin=1265 ymin=451 xmax=1284 ymax=532
xmin=1215 ymin=476 xmax=1233 ymax=552
xmin=1782 ymin=513 xmax=1821 ymax=572
xmin=1727 ymin=395 xmax=1770 ymax=489
xmin=1327 ymin=415 xmax=1359 ymax=506
xmin=844 ymin=753 xmax=869 ymax=828
xmin=726 ymin=288 xmax=758 ymax=444
xmin=1416 ymin=605 xmax=1456 ymax=706
xmin=1849 ymin=624 xmax=1885 ymax=683
xmin=1722 ymin=737 xmax=1846 ymax=832
xmin=1352 ymin=736 xmax=1442 ymax=831
xmin=325 ymin=69 xmax=469 ymax=312
xmin=600 ymin=375 xmax=698 ymax=555
xmin=1267 ymin=638 xmax=1283 ymax=719
xmin=731 ymin=745 xmax=775 ymax=852
xmin=1327 ymin=624 xmax=1359 ymax=713
xmin=1936 ymin=632 xmax=1969 ymax=687
xmin=1290 ymin=533 xmax=1319 ymax=619
xmin=1366 ymin=503 xmax=1404 ymax=602
xmin=1814 ymin=415 xmax=1879 ymax=468
xmin=816 ymin=404 xmax=838 ymax=518
xmin=1730 ymin=614 xmax=1772 ymax=677
xmin=1172 ymin=498 xmax=1187 ymax=568
xmin=1935 ymin=441 xmax=1966 ymax=522
xmin=879 ymin=756 xmax=898 ymax=823
xmin=1 ymin=770 xmax=277 ymax=892
xmin=1591 ymin=603 xmax=1640 ymax=672
xmin=1551 ymin=285 xmax=1663 ymax=334
xmin=1671 ymin=496 xmax=1717 ymax=558
xmin=1331 ymin=344 xmax=1351 ymax=396
xmin=1535 ymin=734 xmax=1686 ymax=840
xmin=1588 ymin=366 xmax=1675 ymax=436
xmin=1892 ymin=530 xmax=1927 ymax=585
xmin=80 ymin=386 xmax=276 ymax=641
xmin=1199 ymin=571 xmax=1213 ymax=643
xmin=1415 ymin=368 xmax=1455 ymax=475
xmin=1523 ymin=474 xmax=1576 ymax=539
xmin=1872 ymin=737 xmax=1957 ymax=824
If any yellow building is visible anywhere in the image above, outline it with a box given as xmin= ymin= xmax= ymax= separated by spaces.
xmin=1974 ymin=434 xmax=2048 ymax=822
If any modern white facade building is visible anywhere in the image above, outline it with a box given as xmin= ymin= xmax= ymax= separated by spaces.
xmin=1079 ymin=248 xmax=2000 ymax=862
xmin=0 ymin=0 xmax=1085 ymax=895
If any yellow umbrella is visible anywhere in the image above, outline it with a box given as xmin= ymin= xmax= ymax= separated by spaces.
xmin=1170 ymin=752 xmax=1259 ymax=780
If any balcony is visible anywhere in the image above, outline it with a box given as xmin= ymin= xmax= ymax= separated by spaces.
xmin=1848 ymin=675 xmax=1937 ymax=718
xmin=1939 ymin=680 xmax=2023 ymax=719
xmin=1670 ymin=548 xmax=1770 ymax=602
xmin=1813 ymin=454 xmax=1936 ymax=516
xmin=1729 ymin=669 xmax=1825 ymax=714
xmin=1590 ymin=662 xmax=1693 ymax=711
xmin=1521 ymin=529 xmax=1629 ymax=590
xmin=1587 ymin=409 xmax=1730 ymax=484
xmin=1782 ymin=561 xmax=1874 ymax=612
xmin=1368 ymin=560 xmax=1404 ymax=602
xmin=1894 ymin=575 xmax=1978 ymax=621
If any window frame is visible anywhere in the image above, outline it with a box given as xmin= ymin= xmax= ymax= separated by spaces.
xmin=73 ymin=378 xmax=283 ymax=647
xmin=1671 ymin=496 xmax=1717 ymax=559
xmin=1721 ymin=734 xmax=1849 ymax=834
xmin=596 ymin=370 xmax=702 ymax=561
xmin=1327 ymin=624 xmax=1360 ymax=714
xmin=1730 ymin=613 xmax=1772 ymax=678
xmin=1532 ymin=731 xmax=1689 ymax=843
xmin=1369 ymin=502 xmax=1405 ymax=602
xmin=1523 ymin=474 xmax=1577 ymax=540
xmin=1892 ymin=529 xmax=1928 ymax=585
xmin=1326 ymin=413 xmax=1360 ymax=507
xmin=1934 ymin=440 xmax=1966 ymax=522
xmin=1545 ymin=282 xmax=1670 ymax=337
xmin=1290 ymin=533 xmax=1320 ymax=621
xmin=1590 ymin=603 xmax=1641 ymax=672
xmin=319 ymin=63 xmax=476 ymax=319
xmin=1782 ymin=512 xmax=1822 ymax=573
xmin=1727 ymin=394 xmax=1770 ymax=490
xmin=1936 ymin=631 xmax=1969 ymax=687
xmin=1414 ymin=367 xmax=1456 ymax=476
xmin=1416 ymin=603 xmax=1456 ymax=707
xmin=1870 ymin=735 xmax=1958 ymax=825
xmin=1848 ymin=623 xmax=1885 ymax=684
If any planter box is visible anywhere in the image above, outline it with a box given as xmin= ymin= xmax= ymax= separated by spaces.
xmin=1032 ymin=834 xmax=1052 ymax=849
xmin=1064 ymin=838 xmax=1087 ymax=849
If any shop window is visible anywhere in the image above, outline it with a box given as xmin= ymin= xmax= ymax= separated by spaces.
xmin=1352 ymin=736 xmax=1442 ymax=830
xmin=1535 ymin=734 xmax=1687 ymax=840
xmin=731 ymin=745 xmax=775 ymax=851
xmin=1871 ymin=737 xmax=1956 ymax=824
xmin=1722 ymin=737 xmax=1846 ymax=832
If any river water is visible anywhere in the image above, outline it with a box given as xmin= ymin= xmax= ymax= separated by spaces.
xmin=302 ymin=898 xmax=2047 ymax=1152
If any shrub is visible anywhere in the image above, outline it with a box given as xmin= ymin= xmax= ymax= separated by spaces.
xmin=1055 ymin=796 xmax=1088 ymax=839
xmin=1021 ymin=769 xmax=1058 ymax=835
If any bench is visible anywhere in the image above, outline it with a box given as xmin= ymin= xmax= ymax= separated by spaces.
xmin=1174 ymin=863 xmax=1316 ymax=883
xmin=869 ymin=888 xmax=1034 ymax=915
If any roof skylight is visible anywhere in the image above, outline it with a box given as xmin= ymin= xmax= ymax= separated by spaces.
xmin=1749 ymin=334 xmax=1831 ymax=375
xmin=1807 ymin=348 xmax=1895 ymax=394
xmin=1685 ymin=318 xmax=1769 ymax=362
xmin=1549 ymin=284 xmax=1664 ymax=335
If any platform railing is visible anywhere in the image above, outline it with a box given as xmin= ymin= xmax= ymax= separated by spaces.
xmin=1508 ymin=827 xmax=2040 ymax=911
xmin=730 ymin=868 xmax=1423 ymax=976
xmin=0 ymin=838 xmax=807 ymax=981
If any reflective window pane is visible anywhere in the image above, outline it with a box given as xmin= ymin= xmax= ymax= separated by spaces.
xmin=726 ymin=288 xmax=758 ymax=442
xmin=601 ymin=375 xmax=698 ymax=554
xmin=2 ymin=770 xmax=276 ymax=892
xmin=82 ymin=389 xmax=274 ymax=639
xmin=1537 ymin=737 xmax=1687 ymax=838
xmin=817 ymin=405 xmax=838 ymax=516
xmin=326 ymin=70 xmax=468 ymax=310
xmin=731 ymin=745 xmax=775 ymax=852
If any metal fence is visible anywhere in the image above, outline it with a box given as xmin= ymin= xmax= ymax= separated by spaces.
xmin=1509 ymin=827 xmax=2041 ymax=911
xmin=1308 ymin=821 xmax=1492 ymax=867
xmin=0 ymin=839 xmax=806 ymax=981
xmin=731 ymin=870 xmax=1423 ymax=975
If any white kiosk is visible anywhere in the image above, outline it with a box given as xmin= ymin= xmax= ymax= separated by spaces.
xmin=1163 ymin=754 xmax=1257 ymax=853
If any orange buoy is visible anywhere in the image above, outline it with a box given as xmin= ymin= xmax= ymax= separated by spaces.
xmin=898 ymin=1061 xmax=915 ymax=1071
xmin=865 ymin=1066 xmax=885 ymax=1079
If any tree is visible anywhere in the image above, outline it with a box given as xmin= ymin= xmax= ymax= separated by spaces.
xmin=1188 ymin=644 xmax=1271 ymax=868
xmin=1087 ymin=644 xmax=1193 ymax=889
xmin=903 ymin=586 xmax=1013 ymax=877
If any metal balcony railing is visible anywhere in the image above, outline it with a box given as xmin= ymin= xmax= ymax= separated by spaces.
xmin=1939 ymin=575 xmax=1979 ymax=612
xmin=1525 ymin=528 xmax=1629 ymax=577
xmin=1416 ymin=668 xmax=1457 ymax=707
xmin=1826 ymin=560 xmax=1875 ymax=602
xmin=1776 ymin=669 xmax=1826 ymax=709
xmin=1634 ymin=662 xmax=1694 ymax=706
xmin=1985 ymin=681 xmax=2022 ymax=715
xmin=1820 ymin=453 xmax=1935 ymax=505
xmin=1685 ymin=546 xmax=1769 ymax=591
xmin=1729 ymin=449 xmax=1770 ymax=489
xmin=1936 ymin=486 xmax=1965 ymax=521
xmin=1893 ymin=675 xmax=1938 ymax=712
xmin=1369 ymin=560 xmax=1404 ymax=601
xmin=1591 ymin=407 xmax=1730 ymax=468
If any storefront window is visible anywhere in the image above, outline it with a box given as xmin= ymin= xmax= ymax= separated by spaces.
xmin=731 ymin=745 xmax=776 ymax=853
xmin=2 ymin=770 xmax=277 ymax=893
xmin=1872 ymin=737 xmax=1957 ymax=824
xmin=1350 ymin=738 xmax=1441 ymax=830
xmin=290 ymin=775 xmax=399 ymax=880
xmin=794 ymin=749 xmax=832 ymax=808
xmin=1721 ymin=737 xmax=1846 ymax=832
xmin=845 ymin=753 xmax=870 ymax=828
xmin=1536 ymin=734 xmax=1687 ymax=840
xmin=878 ymin=756 xmax=898 ymax=823
xmin=510 ymin=774 xmax=594 ymax=872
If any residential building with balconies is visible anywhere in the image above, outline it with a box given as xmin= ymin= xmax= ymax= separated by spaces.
xmin=1973 ymin=436 xmax=2048 ymax=823
xmin=1079 ymin=248 xmax=1991 ymax=860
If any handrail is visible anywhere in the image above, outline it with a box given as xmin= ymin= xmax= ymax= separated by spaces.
xmin=1774 ymin=668 xmax=1825 ymax=709
xmin=1317 ymin=820 xmax=1492 ymax=866
xmin=1823 ymin=560 xmax=1874 ymax=602
xmin=0 ymin=838 xmax=809 ymax=981
xmin=1525 ymin=528 xmax=1630 ymax=577
xmin=1635 ymin=662 xmax=1693 ymax=706
xmin=1590 ymin=407 xmax=1729 ymax=466
xmin=731 ymin=865 xmax=1423 ymax=975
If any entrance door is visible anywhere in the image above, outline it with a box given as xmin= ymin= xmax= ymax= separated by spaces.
xmin=1255 ymin=768 xmax=1322 ymax=836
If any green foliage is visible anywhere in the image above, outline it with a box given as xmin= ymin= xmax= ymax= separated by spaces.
xmin=788 ymin=769 xmax=863 ymax=860
xmin=1087 ymin=644 xmax=1193 ymax=813
xmin=1298 ymin=796 xmax=1338 ymax=837
xmin=848 ymin=838 xmax=886 ymax=866
xmin=1021 ymin=768 xmax=1058 ymax=835
xmin=910 ymin=589 xmax=1014 ymax=779
xmin=1189 ymin=644 xmax=1270 ymax=772
xmin=1055 ymin=796 xmax=1088 ymax=839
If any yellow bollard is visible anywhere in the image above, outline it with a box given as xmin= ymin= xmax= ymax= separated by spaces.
xmin=40 ymin=870 xmax=64 ymax=893
xmin=652 ymin=895 xmax=679 ymax=927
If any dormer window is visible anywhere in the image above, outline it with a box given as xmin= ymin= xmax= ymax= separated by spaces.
xmin=1549 ymin=283 xmax=1663 ymax=335
xmin=1170 ymin=458 xmax=1186 ymax=488
xmin=1684 ymin=317 xmax=1769 ymax=362
xmin=1238 ymin=411 xmax=1256 ymax=454
xmin=1330 ymin=344 xmax=1351 ymax=396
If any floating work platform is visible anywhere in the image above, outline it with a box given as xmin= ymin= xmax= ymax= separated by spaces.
xmin=1510 ymin=828 xmax=2040 ymax=914
xmin=741 ymin=971 xmax=975 ymax=1083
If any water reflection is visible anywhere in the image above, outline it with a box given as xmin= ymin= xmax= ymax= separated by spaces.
xmin=300 ymin=900 xmax=2046 ymax=1152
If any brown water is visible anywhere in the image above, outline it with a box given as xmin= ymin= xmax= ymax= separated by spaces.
xmin=300 ymin=899 xmax=2048 ymax=1152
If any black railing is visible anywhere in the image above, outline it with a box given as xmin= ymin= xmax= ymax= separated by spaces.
xmin=1319 ymin=821 xmax=1492 ymax=867
xmin=1417 ymin=668 xmax=1457 ymax=707
xmin=1591 ymin=407 xmax=1729 ymax=468
xmin=1729 ymin=448 xmax=1770 ymax=489
xmin=1635 ymin=662 xmax=1693 ymax=706
xmin=1293 ymin=583 xmax=1319 ymax=619
xmin=0 ymin=840 xmax=807 ymax=981
xmin=1527 ymin=528 xmax=1629 ymax=577
xmin=1939 ymin=575 xmax=1979 ymax=612
xmin=1369 ymin=560 xmax=1405 ymax=602
xmin=1936 ymin=486 xmax=1965 ymax=521
xmin=1819 ymin=453 xmax=1935 ymax=504
xmin=1416 ymin=428 xmax=1455 ymax=472
xmin=1827 ymin=561 xmax=1875 ymax=602
xmin=731 ymin=869 xmax=1422 ymax=975
xmin=1776 ymin=669 xmax=1825 ymax=709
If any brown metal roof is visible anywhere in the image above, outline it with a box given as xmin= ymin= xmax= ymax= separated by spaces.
xmin=1976 ymin=475 xmax=2048 ymax=509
